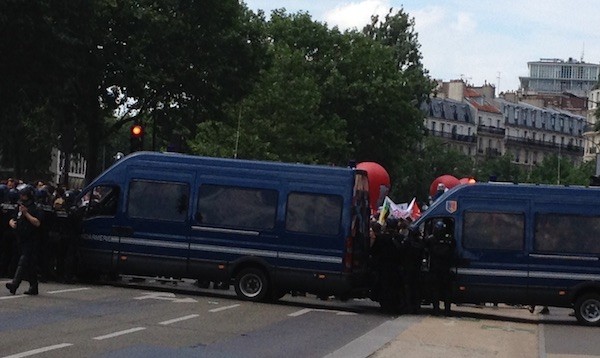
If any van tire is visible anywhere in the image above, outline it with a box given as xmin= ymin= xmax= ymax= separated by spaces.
xmin=574 ymin=293 xmax=600 ymax=326
xmin=234 ymin=268 xmax=269 ymax=302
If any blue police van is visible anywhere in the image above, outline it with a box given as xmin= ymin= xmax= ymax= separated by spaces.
xmin=412 ymin=182 xmax=600 ymax=326
xmin=75 ymin=152 xmax=372 ymax=301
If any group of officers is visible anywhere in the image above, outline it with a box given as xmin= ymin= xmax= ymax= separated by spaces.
xmin=1 ymin=179 xmax=80 ymax=295
xmin=369 ymin=216 xmax=456 ymax=316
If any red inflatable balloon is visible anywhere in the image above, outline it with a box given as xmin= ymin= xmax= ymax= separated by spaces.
xmin=459 ymin=177 xmax=477 ymax=185
xmin=429 ymin=175 xmax=460 ymax=197
xmin=357 ymin=162 xmax=390 ymax=212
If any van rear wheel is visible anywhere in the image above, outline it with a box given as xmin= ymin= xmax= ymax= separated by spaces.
xmin=574 ymin=294 xmax=600 ymax=326
xmin=234 ymin=268 xmax=269 ymax=302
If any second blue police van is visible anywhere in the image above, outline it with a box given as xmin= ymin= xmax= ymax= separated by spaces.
xmin=75 ymin=152 xmax=371 ymax=302
xmin=412 ymin=182 xmax=600 ymax=326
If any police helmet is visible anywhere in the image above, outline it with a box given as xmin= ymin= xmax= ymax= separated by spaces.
xmin=18 ymin=185 xmax=35 ymax=200
xmin=64 ymin=189 xmax=80 ymax=207
xmin=0 ymin=184 xmax=7 ymax=202
xmin=385 ymin=217 xmax=399 ymax=231
xmin=8 ymin=189 xmax=19 ymax=204
xmin=432 ymin=220 xmax=447 ymax=236
xmin=34 ymin=188 xmax=49 ymax=203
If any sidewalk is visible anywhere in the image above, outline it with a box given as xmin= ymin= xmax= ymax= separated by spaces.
xmin=371 ymin=305 xmax=539 ymax=358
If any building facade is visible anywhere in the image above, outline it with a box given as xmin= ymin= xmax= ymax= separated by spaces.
xmin=583 ymin=88 xmax=600 ymax=162
xmin=519 ymin=58 xmax=600 ymax=96
xmin=424 ymin=80 xmax=586 ymax=169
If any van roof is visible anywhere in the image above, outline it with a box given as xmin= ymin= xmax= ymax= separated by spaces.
xmin=87 ymin=151 xmax=359 ymax=188
xmin=413 ymin=182 xmax=600 ymax=227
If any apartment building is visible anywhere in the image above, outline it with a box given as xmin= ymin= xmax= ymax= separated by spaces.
xmin=424 ymin=80 xmax=586 ymax=166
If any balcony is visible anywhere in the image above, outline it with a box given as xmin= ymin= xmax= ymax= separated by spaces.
xmin=505 ymin=135 xmax=584 ymax=154
xmin=477 ymin=125 xmax=505 ymax=136
xmin=428 ymin=130 xmax=477 ymax=143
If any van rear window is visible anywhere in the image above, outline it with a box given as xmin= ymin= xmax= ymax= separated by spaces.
xmin=463 ymin=211 xmax=524 ymax=250
xmin=535 ymin=214 xmax=600 ymax=255
xmin=285 ymin=192 xmax=342 ymax=236
xmin=128 ymin=180 xmax=189 ymax=222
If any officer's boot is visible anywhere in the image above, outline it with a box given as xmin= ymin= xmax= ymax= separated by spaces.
xmin=24 ymin=266 xmax=39 ymax=295
xmin=5 ymin=264 xmax=24 ymax=295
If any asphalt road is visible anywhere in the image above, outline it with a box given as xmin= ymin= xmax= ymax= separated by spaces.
xmin=1 ymin=278 xmax=599 ymax=358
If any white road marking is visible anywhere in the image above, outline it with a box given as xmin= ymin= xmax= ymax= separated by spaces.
xmin=93 ymin=327 xmax=147 ymax=340
xmin=46 ymin=287 xmax=91 ymax=294
xmin=209 ymin=304 xmax=241 ymax=313
xmin=0 ymin=295 xmax=25 ymax=300
xmin=288 ymin=308 xmax=357 ymax=317
xmin=2 ymin=343 xmax=73 ymax=358
xmin=288 ymin=308 xmax=312 ymax=317
xmin=159 ymin=314 xmax=200 ymax=325
xmin=134 ymin=291 xmax=197 ymax=303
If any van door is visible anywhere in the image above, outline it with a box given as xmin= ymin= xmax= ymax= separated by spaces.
xmin=118 ymin=171 xmax=194 ymax=278
xmin=276 ymin=186 xmax=348 ymax=293
xmin=78 ymin=184 xmax=121 ymax=276
xmin=453 ymin=197 xmax=529 ymax=304
xmin=188 ymin=180 xmax=280 ymax=282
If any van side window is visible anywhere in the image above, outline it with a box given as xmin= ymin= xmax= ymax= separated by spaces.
xmin=78 ymin=185 xmax=119 ymax=218
xmin=128 ymin=180 xmax=189 ymax=222
xmin=197 ymin=185 xmax=277 ymax=230
xmin=463 ymin=212 xmax=524 ymax=250
xmin=286 ymin=192 xmax=342 ymax=236
xmin=535 ymin=214 xmax=600 ymax=254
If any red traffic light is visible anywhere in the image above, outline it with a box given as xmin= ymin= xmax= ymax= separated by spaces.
xmin=130 ymin=124 xmax=144 ymax=138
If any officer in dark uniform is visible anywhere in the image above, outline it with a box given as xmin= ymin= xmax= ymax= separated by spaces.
xmin=0 ymin=184 xmax=10 ymax=276
xmin=35 ymin=188 xmax=56 ymax=282
xmin=53 ymin=189 xmax=78 ymax=283
xmin=400 ymin=227 xmax=425 ymax=313
xmin=370 ymin=218 xmax=405 ymax=313
xmin=5 ymin=186 xmax=44 ymax=295
xmin=426 ymin=220 xmax=455 ymax=316
xmin=1 ymin=188 xmax=20 ymax=277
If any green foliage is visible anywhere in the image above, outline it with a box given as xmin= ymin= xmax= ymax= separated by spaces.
xmin=393 ymin=137 xmax=474 ymax=201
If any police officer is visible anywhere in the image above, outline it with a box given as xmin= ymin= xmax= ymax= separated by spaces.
xmin=5 ymin=185 xmax=44 ymax=295
xmin=1 ymin=188 xmax=19 ymax=278
xmin=370 ymin=218 xmax=406 ymax=313
xmin=35 ymin=187 xmax=56 ymax=282
xmin=426 ymin=220 xmax=455 ymax=316
xmin=400 ymin=227 xmax=425 ymax=314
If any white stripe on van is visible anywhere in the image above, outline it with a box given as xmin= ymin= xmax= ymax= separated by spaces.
xmin=529 ymin=271 xmax=600 ymax=281
xmin=456 ymin=268 xmax=528 ymax=278
xmin=278 ymin=252 xmax=342 ymax=264
xmin=189 ymin=243 xmax=277 ymax=258
xmin=120 ymin=237 xmax=188 ymax=250
xmin=456 ymin=268 xmax=600 ymax=281
xmin=84 ymin=235 xmax=343 ymax=265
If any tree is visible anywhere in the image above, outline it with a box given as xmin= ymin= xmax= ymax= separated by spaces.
xmin=395 ymin=137 xmax=474 ymax=202
xmin=1 ymin=0 xmax=268 ymax=183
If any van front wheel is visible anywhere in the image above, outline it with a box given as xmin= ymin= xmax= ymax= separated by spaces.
xmin=234 ymin=268 xmax=269 ymax=302
xmin=574 ymin=294 xmax=600 ymax=326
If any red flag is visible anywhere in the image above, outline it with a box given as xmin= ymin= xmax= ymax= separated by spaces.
xmin=410 ymin=200 xmax=421 ymax=221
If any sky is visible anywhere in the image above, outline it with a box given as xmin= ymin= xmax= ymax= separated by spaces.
xmin=244 ymin=0 xmax=600 ymax=94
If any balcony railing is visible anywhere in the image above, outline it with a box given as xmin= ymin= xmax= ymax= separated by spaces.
xmin=428 ymin=130 xmax=477 ymax=143
xmin=505 ymin=135 xmax=584 ymax=153
xmin=477 ymin=125 xmax=505 ymax=136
